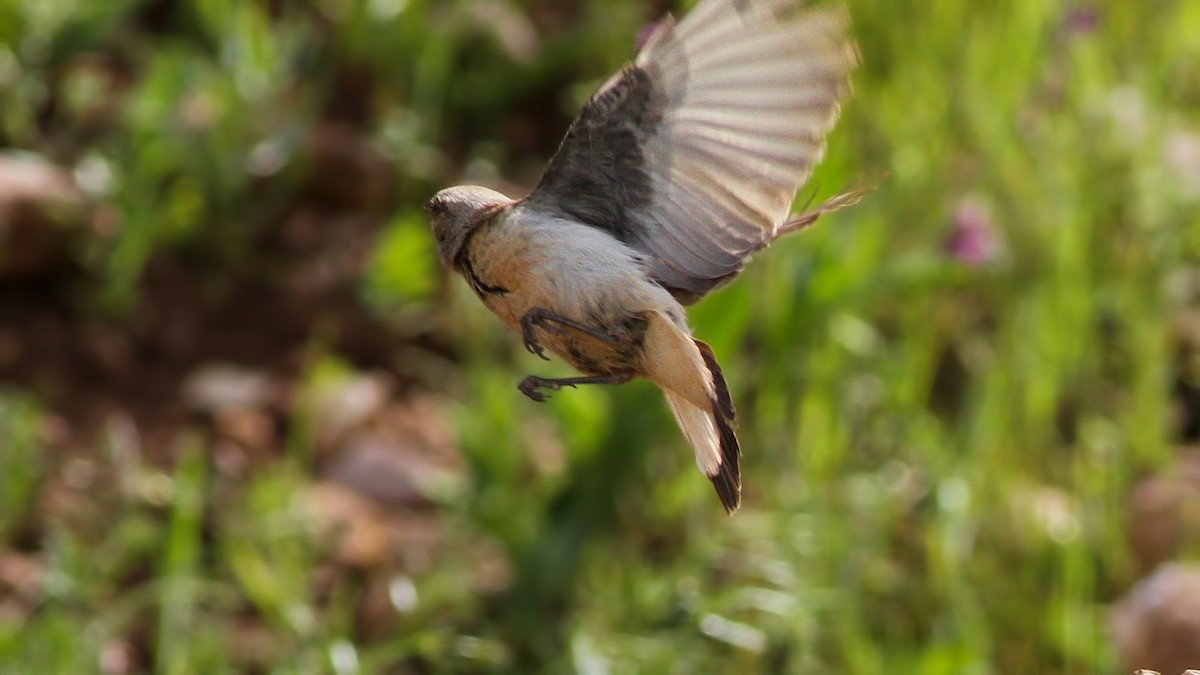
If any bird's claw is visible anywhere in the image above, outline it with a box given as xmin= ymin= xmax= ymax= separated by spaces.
xmin=522 ymin=333 xmax=550 ymax=361
xmin=518 ymin=376 xmax=576 ymax=403
xmin=520 ymin=310 xmax=562 ymax=361
xmin=519 ymin=376 xmax=551 ymax=402
xmin=519 ymin=380 xmax=548 ymax=401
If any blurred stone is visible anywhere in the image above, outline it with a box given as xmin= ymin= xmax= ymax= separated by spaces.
xmin=375 ymin=396 xmax=460 ymax=464
xmin=1113 ymin=564 xmax=1200 ymax=674
xmin=213 ymin=441 xmax=249 ymax=478
xmin=467 ymin=1 xmax=539 ymax=62
xmin=212 ymin=408 xmax=277 ymax=478
xmin=321 ymin=394 xmax=464 ymax=507
xmin=324 ymin=436 xmax=430 ymax=507
xmin=310 ymin=374 xmax=390 ymax=450
xmin=0 ymin=153 xmax=84 ymax=276
xmin=214 ymin=408 xmax=276 ymax=450
xmin=100 ymin=640 xmax=137 ymax=675
xmin=304 ymin=482 xmax=392 ymax=569
xmin=1127 ymin=449 xmax=1200 ymax=575
xmin=336 ymin=442 xmax=453 ymax=506
xmin=0 ymin=553 xmax=45 ymax=601
xmin=0 ymin=154 xmax=81 ymax=212
xmin=183 ymin=364 xmax=277 ymax=413
xmin=74 ymin=154 xmax=115 ymax=197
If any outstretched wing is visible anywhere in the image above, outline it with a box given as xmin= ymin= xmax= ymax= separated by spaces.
xmin=522 ymin=0 xmax=858 ymax=301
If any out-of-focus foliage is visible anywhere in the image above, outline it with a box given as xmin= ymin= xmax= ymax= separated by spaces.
xmin=1 ymin=0 xmax=1200 ymax=673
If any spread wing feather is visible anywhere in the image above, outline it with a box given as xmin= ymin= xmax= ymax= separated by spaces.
xmin=523 ymin=0 xmax=857 ymax=301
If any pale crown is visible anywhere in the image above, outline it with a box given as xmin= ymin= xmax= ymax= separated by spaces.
xmin=425 ymin=185 xmax=512 ymax=266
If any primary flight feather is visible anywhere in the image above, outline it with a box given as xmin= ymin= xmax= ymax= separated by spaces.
xmin=426 ymin=0 xmax=864 ymax=513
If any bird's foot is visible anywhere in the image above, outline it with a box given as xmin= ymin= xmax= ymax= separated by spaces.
xmin=517 ymin=372 xmax=633 ymax=402
xmin=520 ymin=308 xmax=567 ymax=361
xmin=518 ymin=375 xmax=575 ymax=402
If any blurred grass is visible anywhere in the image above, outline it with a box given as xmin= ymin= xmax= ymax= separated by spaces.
xmin=2 ymin=0 xmax=1200 ymax=673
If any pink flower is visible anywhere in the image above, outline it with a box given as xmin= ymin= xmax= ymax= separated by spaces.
xmin=945 ymin=199 xmax=999 ymax=266
xmin=1061 ymin=7 xmax=1100 ymax=37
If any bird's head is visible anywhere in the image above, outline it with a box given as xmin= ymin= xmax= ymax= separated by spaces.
xmin=424 ymin=185 xmax=512 ymax=268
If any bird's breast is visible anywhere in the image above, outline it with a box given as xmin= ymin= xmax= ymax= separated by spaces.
xmin=461 ymin=216 xmax=672 ymax=376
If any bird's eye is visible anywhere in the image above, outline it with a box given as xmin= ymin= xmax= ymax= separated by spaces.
xmin=425 ymin=198 xmax=447 ymax=215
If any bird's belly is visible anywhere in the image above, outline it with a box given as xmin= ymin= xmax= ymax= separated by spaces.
xmin=482 ymin=290 xmax=648 ymax=376
xmin=466 ymin=216 xmax=669 ymax=376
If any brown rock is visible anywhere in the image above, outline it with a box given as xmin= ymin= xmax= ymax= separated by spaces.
xmin=0 ymin=553 xmax=45 ymax=601
xmin=0 ymin=153 xmax=84 ymax=276
xmin=1113 ymin=564 xmax=1200 ymax=674
xmin=182 ymin=364 xmax=278 ymax=413
xmin=323 ymin=435 xmax=430 ymax=507
xmin=214 ymin=408 xmax=276 ymax=450
xmin=309 ymin=373 xmax=390 ymax=450
xmin=1128 ymin=449 xmax=1200 ymax=574
xmin=99 ymin=640 xmax=137 ymax=675
xmin=303 ymin=482 xmax=391 ymax=569
xmin=320 ymin=394 xmax=464 ymax=507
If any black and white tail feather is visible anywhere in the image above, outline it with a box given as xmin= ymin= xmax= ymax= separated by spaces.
xmin=694 ymin=340 xmax=740 ymax=512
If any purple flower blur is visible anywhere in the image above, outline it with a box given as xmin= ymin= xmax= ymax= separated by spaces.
xmin=1062 ymin=6 xmax=1101 ymax=37
xmin=945 ymin=199 xmax=999 ymax=266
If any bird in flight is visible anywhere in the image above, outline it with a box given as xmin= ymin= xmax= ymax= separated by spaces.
xmin=426 ymin=0 xmax=864 ymax=513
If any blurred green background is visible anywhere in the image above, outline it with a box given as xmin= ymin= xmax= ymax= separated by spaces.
xmin=2 ymin=0 xmax=1200 ymax=673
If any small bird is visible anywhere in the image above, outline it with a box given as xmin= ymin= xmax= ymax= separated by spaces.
xmin=426 ymin=0 xmax=864 ymax=513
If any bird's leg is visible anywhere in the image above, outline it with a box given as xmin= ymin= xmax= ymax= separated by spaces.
xmin=518 ymin=373 xmax=632 ymax=402
xmin=519 ymin=307 xmax=621 ymax=361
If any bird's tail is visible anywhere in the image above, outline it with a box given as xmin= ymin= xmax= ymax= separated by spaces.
xmin=644 ymin=312 xmax=741 ymax=513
